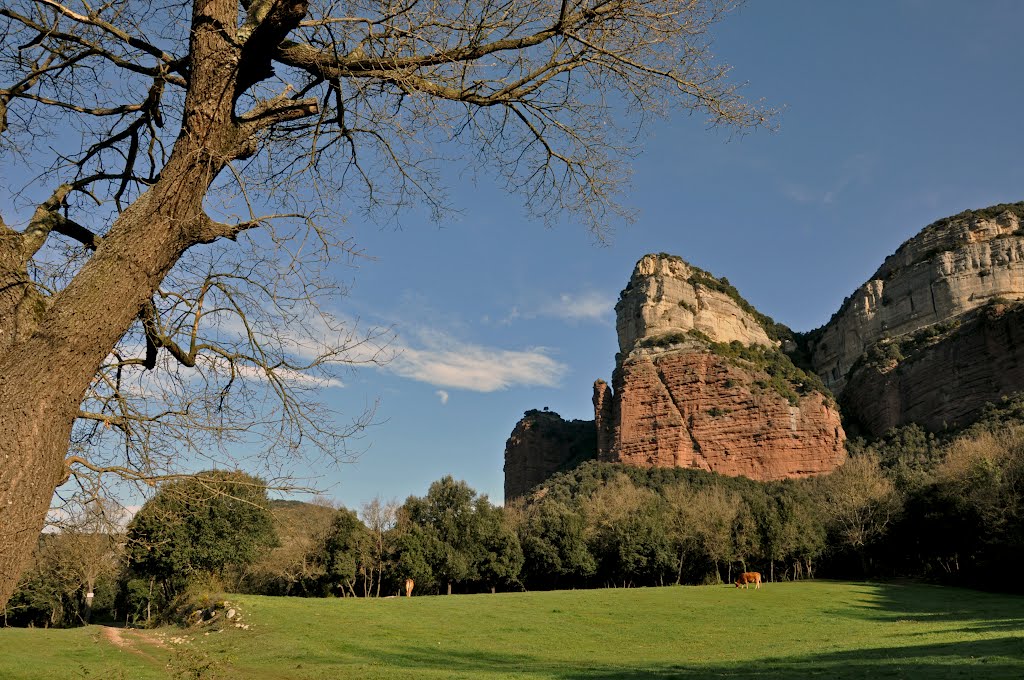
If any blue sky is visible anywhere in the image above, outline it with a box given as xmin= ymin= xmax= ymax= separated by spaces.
xmin=7 ymin=1 xmax=1022 ymax=513
xmin=315 ymin=0 xmax=1024 ymax=509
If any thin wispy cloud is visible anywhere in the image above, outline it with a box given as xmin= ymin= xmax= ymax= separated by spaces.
xmin=498 ymin=290 xmax=613 ymax=326
xmin=539 ymin=291 xmax=614 ymax=323
xmin=781 ymin=152 xmax=877 ymax=206
xmin=436 ymin=390 xmax=449 ymax=405
xmin=386 ymin=328 xmax=567 ymax=392
xmin=229 ymin=363 xmax=345 ymax=389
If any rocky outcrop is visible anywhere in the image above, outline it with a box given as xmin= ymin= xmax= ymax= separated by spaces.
xmin=603 ymin=348 xmax=844 ymax=478
xmin=598 ymin=254 xmax=845 ymax=480
xmin=810 ymin=204 xmax=1024 ymax=393
xmin=504 ymin=254 xmax=847 ymax=496
xmin=616 ymin=254 xmax=774 ymax=350
xmin=504 ymin=410 xmax=596 ymax=501
xmin=593 ymin=379 xmax=614 ymax=460
xmin=843 ymin=301 xmax=1024 ymax=436
xmin=504 ymin=204 xmax=1024 ymax=497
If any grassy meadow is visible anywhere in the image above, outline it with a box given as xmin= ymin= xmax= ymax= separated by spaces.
xmin=3 ymin=581 xmax=1024 ymax=679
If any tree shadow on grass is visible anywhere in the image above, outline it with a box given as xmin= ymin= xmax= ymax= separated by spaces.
xmin=338 ymin=635 xmax=1024 ymax=679
xmin=835 ymin=581 xmax=1024 ymax=636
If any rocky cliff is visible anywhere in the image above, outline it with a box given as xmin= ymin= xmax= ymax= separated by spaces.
xmin=598 ymin=254 xmax=845 ymax=480
xmin=503 ymin=203 xmax=1024 ymax=498
xmin=504 ymin=254 xmax=847 ymax=499
xmin=596 ymin=349 xmax=843 ymax=479
xmin=809 ymin=203 xmax=1024 ymax=394
xmin=841 ymin=300 xmax=1024 ymax=436
xmin=504 ymin=410 xmax=596 ymax=501
xmin=615 ymin=254 xmax=774 ymax=350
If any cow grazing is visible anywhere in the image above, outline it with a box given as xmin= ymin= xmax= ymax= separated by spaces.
xmin=735 ymin=572 xmax=762 ymax=589
xmin=404 ymin=578 xmax=414 ymax=597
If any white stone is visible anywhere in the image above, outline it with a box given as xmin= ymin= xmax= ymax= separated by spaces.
xmin=811 ymin=210 xmax=1024 ymax=393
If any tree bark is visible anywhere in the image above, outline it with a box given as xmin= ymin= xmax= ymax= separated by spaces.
xmin=0 ymin=0 xmax=252 ymax=610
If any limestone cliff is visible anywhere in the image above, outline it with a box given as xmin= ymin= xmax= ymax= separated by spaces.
xmin=504 ymin=254 xmax=846 ymax=499
xmin=600 ymin=254 xmax=845 ymax=480
xmin=842 ymin=300 xmax=1024 ymax=436
xmin=810 ymin=203 xmax=1024 ymax=394
xmin=616 ymin=254 xmax=774 ymax=351
xmin=504 ymin=410 xmax=596 ymax=501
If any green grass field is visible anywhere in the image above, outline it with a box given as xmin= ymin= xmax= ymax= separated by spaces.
xmin=3 ymin=581 xmax=1024 ymax=679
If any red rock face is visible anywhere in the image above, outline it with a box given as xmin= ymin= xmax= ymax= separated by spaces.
xmin=593 ymin=379 xmax=614 ymax=461
xmin=843 ymin=303 xmax=1024 ymax=437
xmin=606 ymin=350 xmax=845 ymax=480
xmin=504 ymin=252 xmax=849 ymax=498
xmin=504 ymin=410 xmax=597 ymax=500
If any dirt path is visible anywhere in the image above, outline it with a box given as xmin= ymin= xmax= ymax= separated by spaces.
xmin=98 ymin=625 xmax=169 ymax=666
xmin=100 ymin=626 xmax=126 ymax=647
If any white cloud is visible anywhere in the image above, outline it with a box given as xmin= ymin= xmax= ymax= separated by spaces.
xmin=539 ymin=292 xmax=614 ymax=323
xmin=496 ymin=290 xmax=613 ymax=326
xmin=229 ymin=363 xmax=345 ymax=389
xmin=386 ymin=329 xmax=567 ymax=392
xmin=436 ymin=390 xmax=449 ymax=405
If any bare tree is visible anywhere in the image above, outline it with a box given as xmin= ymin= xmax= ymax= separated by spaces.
xmin=360 ymin=496 xmax=397 ymax=597
xmin=820 ymin=453 xmax=900 ymax=574
xmin=0 ymin=0 xmax=771 ymax=607
xmin=50 ymin=498 xmax=125 ymax=623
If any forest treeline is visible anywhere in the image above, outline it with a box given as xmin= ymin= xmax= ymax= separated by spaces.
xmin=7 ymin=397 xmax=1024 ymax=628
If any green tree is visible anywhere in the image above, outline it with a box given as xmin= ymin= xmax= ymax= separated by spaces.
xmin=125 ymin=470 xmax=277 ymax=610
xmin=400 ymin=476 xmax=523 ymax=594
xmin=404 ymin=477 xmax=481 ymax=594
xmin=514 ymin=498 xmax=596 ymax=589
xmin=0 ymin=0 xmax=770 ymax=608
xmin=321 ymin=507 xmax=372 ymax=597
xmin=685 ymin=485 xmax=741 ymax=584
xmin=241 ymin=499 xmax=336 ymax=597
xmin=3 ymin=537 xmax=69 ymax=628
xmin=474 ymin=499 xmax=524 ymax=593
xmin=819 ymin=454 xmax=900 ymax=575
xmin=388 ymin=519 xmax=436 ymax=596
xmin=584 ymin=474 xmax=672 ymax=587
xmin=773 ymin=486 xmax=827 ymax=581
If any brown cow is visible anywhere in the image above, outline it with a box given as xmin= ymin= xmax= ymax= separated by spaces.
xmin=735 ymin=572 xmax=762 ymax=589
xmin=404 ymin=578 xmax=414 ymax=597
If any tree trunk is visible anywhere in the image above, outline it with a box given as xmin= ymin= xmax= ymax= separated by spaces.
xmin=84 ymin=576 xmax=96 ymax=624
xmin=447 ymin=582 xmax=452 ymax=595
xmin=0 ymin=170 xmax=217 ymax=608
xmin=0 ymin=0 xmax=260 ymax=610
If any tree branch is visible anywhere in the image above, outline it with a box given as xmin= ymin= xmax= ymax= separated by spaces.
xmin=236 ymin=0 xmax=310 ymax=98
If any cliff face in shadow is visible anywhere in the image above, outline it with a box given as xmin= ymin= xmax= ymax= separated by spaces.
xmin=842 ymin=301 xmax=1024 ymax=436
xmin=503 ymin=410 xmax=596 ymax=501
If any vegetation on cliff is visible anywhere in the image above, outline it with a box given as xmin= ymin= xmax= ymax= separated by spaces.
xmin=898 ymin=201 xmax=1024 ymax=261
xmin=638 ymin=329 xmax=830 ymax=406
xmin=685 ymin=263 xmax=796 ymax=344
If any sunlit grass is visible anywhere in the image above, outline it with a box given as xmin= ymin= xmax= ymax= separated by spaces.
xmin=4 ymin=581 xmax=1024 ymax=678
xmin=0 ymin=625 xmax=167 ymax=679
